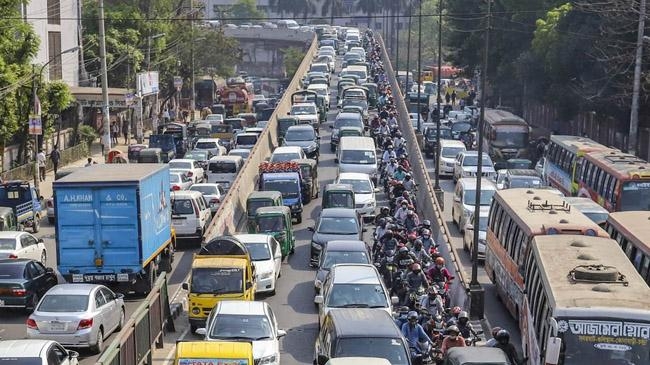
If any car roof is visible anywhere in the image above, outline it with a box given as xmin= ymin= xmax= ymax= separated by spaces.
xmin=446 ymin=347 xmax=510 ymax=363
xmin=506 ymin=169 xmax=541 ymax=177
xmin=171 ymin=190 xmax=203 ymax=199
xmin=293 ymin=102 xmax=316 ymax=108
xmin=190 ymin=183 xmax=222 ymax=189
xmin=336 ymin=112 xmax=362 ymax=119
xmin=287 ymin=125 xmax=315 ymax=132
xmin=331 ymin=264 xmax=379 ymax=284
xmin=440 ymin=139 xmax=466 ymax=147
xmin=328 ymin=308 xmax=401 ymax=337
xmin=44 ymin=283 xmax=101 ymax=295
xmin=325 ymin=240 xmax=367 ymax=251
xmin=234 ymin=234 xmax=272 ymax=244
xmin=457 ymin=177 xmax=497 ymax=190
xmin=0 ymin=339 xmax=55 ymax=357
xmin=196 ymin=138 xmax=220 ymax=142
xmin=273 ymin=146 xmax=302 ymax=153
xmin=321 ymin=208 xmax=358 ymax=218
xmin=216 ymin=300 xmax=268 ymax=315
xmin=209 ymin=156 xmax=243 ymax=162
xmin=0 ymin=231 xmax=25 ymax=239
xmin=169 ymin=159 xmax=196 ymax=164
xmin=337 ymin=172 xmax=371 ymax=181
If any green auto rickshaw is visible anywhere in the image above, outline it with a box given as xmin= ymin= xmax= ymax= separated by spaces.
xmin=246 ymin=191 xmax=284 ymax=232
xmin=362 ymin=82 xmax=378 ymax=108
xmin=322 ymin=183 xmax=355 ymax=209
xmin=292 ymin=159 xmax=319 ymax=204
xmin=0 ymin=207 xmax=18 ymax=231
xmin=252 ymin=206 xmax=295 ymax=258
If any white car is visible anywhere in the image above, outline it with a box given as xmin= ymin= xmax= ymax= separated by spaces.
xmin=228 ymin=148 xmax=251 ymax=161
xmin=205 ymin=114 xmax=224 ymax=123
xmin=495 ymin=169 xmax=508 ymax=190
xmin=290 ymin=102 xmax=319 ymax=127
xmin=452 ymin=178 xmax=496 ymax=231
xmin=171 ymin=190 xmax=212 ymax=242
xmin=270 ymin=146 xmax=307 ymax=163
xmin=463 ymin=210 xmax=489 ymax=261
xmin=235 ymin=234 xmax=282 ymax=295
xmin=453 ymin=151 xmax=496 ymax=182
xmin=197 ymin=301 xmax=287 ymax=365
xmin=194 ymin=138 xmax=227 ymax=157
xmin=336 ymin=172 xmax=378 ymax=220
xmin=189 ymin=183 xmax=226 ymax=214
xmin=438 ymin=139 xmax=467 ymax=176
xmin=307 ymin=84 xmax=331 ymax=107
xmin=0 ymin=339 xmax=79 ymax=364
xmin=0 ymin=231 xmax=47 ymax=264
xmin=168 ymin=159 xmax=205 ymax=184
xmin=169 ymin=171 xmax=193 ymax=191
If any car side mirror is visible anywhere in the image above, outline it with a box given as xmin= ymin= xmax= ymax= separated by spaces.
xmin=195 ymin=327 xmax=207 ymax=336
xmin=182 ymin=282 xmax=189 ymax=290
xmin=466 ymin=224 xmax=473 ymax=231
xmin=277 ymin=329 xmax=287 ymax=338
xmin=308 ymin=226 xmax=315 ymax=232
xmin=68 ymin=350 xmax=79 ymax=359
xmin=317 ymin=355 xmax=329 ymax=365
xmin=314 ymin=295 xmax=324 ymax=304
xmin=38 ymin=238 xmax=44 ymax=243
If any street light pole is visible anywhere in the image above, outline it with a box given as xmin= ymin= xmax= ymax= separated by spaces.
xmin=629 ymin=0 xmax=646 ymax=156
xmin=434 ymin=0 xmax=444 ymax=208
xmin=98 ymin=0 xmax=110 ymax=157
xmin=405 ymin=7 xmax=413 ymax=93
xmin=416 ymin=0 xmax=423 ymax=133
xmin=190 ymin=0 xmax=196 ymax=122
xmin=470 ymin=0 xmax=491 ymax=320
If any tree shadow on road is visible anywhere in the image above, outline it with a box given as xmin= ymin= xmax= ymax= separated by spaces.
xmin=280 ymin=322 xmax=319 ymax=364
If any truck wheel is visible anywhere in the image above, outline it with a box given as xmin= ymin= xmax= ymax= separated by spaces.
xmin=32 ymin=216 xmax=40 ymax=233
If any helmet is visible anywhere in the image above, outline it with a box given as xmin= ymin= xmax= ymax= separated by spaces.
xmin=407 ymin=311 xmax=418 ymax=321
xmin=398 ymin=246 xmax=409 ymax=255
xmin=399 ymin=306 xmax=411 ymax=313
xmin=427 ymin=286 xmax=438 ymax=295
xmin=396 ymin=131 xmax=402 ymax=137
xmin=408 ymin=232 xmax=417 ymax=240
xmin=378 ymin=218 xmax=386 ymax=226
xmin=414 ymin=239 xmax=423 ymax=248
xmin=407 ymin=210 xmax=414 ymax=216
xmin=402 ymin=191 xmax=409 ymax=198
xmin=435 ymin=257 xmax=445 ymax=265
xmin=451 ymin=306 xmax=462 ymax=315
xmin=491 ymin=326 xmax=502 ymax=338
xmin=385 ymin=249 xmax=396 ymax=257
xmin=411 ymin=263 xmax=421 ymax=272
xmin=446 ymin=325 xmax=460 ymax=335
xmin=421 ymin=228 xmax=431 ymax=236
xmin=405 ymin=173 xmax=412 ymax=179
xmin=458 ymin=311 xmax=469 ymax=320
xmin=495 ymin=330 xmax=510 ymax=343
xmin=422 ymin=219 xmax=431 ymax=227
xmin=381 ymin=206 xmax=390 ymax=214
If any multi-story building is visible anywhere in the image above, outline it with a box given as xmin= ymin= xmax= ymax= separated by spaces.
xmin=22 ymin=0 xmax=81 ymax=86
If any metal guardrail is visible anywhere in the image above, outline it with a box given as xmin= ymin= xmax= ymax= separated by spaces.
xmin=1 ymin=142 xmax=89 ymax=182
xmin=376 ymin=35 xmax=471 ymax=308
xmin=95 ymin=272 xmax=175 ymax=365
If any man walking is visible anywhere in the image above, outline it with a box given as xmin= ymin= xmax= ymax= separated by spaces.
xmin=50 ymin=145 xmax=61 ymax=175
xmin=37 ymin=150 xmax=46 ymax=181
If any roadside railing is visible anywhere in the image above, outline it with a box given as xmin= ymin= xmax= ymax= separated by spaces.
xmin=95 ymin=272 xmax=175 ymax=365
xmin=1 ymin=142 xmax=89 ymax=182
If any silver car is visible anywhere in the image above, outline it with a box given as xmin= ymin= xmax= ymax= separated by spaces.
xmin=27 ymin=284 xmax=125 ymax=354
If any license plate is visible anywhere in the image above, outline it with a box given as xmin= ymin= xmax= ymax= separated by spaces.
xmin=83 ymin=274 xmax=116 ymax=282
xmin=49 ymin=322 xmax=65 ymax=331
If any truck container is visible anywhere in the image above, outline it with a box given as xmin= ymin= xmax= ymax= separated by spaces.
xmin=53 ymin=164 xmax=174 ymax=294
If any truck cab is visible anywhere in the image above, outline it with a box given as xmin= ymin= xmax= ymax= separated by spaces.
xmin=148 ymin=135 xmax=177 ymax=162
xmin=183 ymin=236 xmax=256 ymax=332
xmin=0 ymin=181 xmax=42 ymax=233
xmin=258 ymin=162 xmax=304 ymax=224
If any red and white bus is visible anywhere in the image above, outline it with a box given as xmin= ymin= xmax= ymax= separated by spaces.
xmin=605 ymin=211 xmax=650 ymax=285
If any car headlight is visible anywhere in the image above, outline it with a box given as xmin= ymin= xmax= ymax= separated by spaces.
xmin=292 ymin=203 xmax=301 ymax=209
xmin=315 ymin=279 xmax=322 ymax=288
xmin=258 ymin=354 xmax=278 ymax=365
xmin=311 ymin=241 xmax=322 ymax=250
xmin=259 ymin=271 xmax=273 ymax=279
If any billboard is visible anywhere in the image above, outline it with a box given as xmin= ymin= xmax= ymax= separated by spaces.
xmin=137 ymin=71 xmax=159 ymax=96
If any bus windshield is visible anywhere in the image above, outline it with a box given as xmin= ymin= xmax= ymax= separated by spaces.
xmin=620 ymin=181 xmax=650 ymax=211
xmin=493 ymin=130 xmax=528 ymax=149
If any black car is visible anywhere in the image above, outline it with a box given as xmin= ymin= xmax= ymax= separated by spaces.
xmin=0 ymin=259 xmax=58 ymax=312
xmin=451 ymin=121 xmax=473 ymax=140
xmin=282 ymin=125 xmax=320 ymax=160
xmin=424 ymin=126 xmax=453 ymax=158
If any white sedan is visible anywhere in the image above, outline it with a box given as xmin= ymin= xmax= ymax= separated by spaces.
xmin=336 ymin=172 xmax=378 ymax=220
xmin=235 ymin=234 xmax=282 ymax=295
xmin=0 ymin=231 xmax=47 ymax=264
xmin=189 ymin=183 xmax=226 ymax=214
xmin=169 ymin=171 xmax=193 ymax=191
xmin=168 ymin=159 xmax=205 ymax=184
xmin=0 ymin=339 xmax=79 ymax=364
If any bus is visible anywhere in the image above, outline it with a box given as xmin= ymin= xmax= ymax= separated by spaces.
xmin=481 ymin=109 xmax=530 ymax=169
xmin=604 ymin=211 xmax=650 ymax=284
xmin=485 ymin=188 xmax=609 ymax=318
xmin=575 ymin=150 xmax=650 ymax=212
xmin=521 ymin=234 xmax=650 ymax=365
xmin=195 ymin=77 xmax=219 ymax=109
xmin=543 ymin=135 xmax=609 ymax=196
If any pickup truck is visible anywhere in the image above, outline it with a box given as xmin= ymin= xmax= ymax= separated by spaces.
xmin=258 ymin=162 xmax=304 ymax=223
xmin=0 ymin=181 xmax=43 ymax=233
xmin=53 ymin=164 xmax=174 ymax=294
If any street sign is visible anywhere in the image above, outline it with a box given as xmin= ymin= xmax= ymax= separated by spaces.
xmin=174 ymin=76 xmax=182 ymax=89
xmin=28 ymin=115 xmax=42 ymax=135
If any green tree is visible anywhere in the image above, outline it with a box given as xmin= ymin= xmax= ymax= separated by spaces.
xmin=230 ymin=0 xmax=266 ymax=24
xmin=281 ymin=47 xmax=306 ymax=78
xmin=355 ymin=0 xmax=381 ymax=27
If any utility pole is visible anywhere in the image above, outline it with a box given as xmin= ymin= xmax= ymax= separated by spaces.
xmin=629 ymin=0 xmax=646 ymax=156
xmin=405 ymin=7 xmax=412 ymax=93
xmin=416 ymin=0 xmax=423 ymax=133
xmin=31 ymin=65 xmax=39 ymax=188
xmin=190 ymin=0 xmax=196 ymax=122
xmin=98 ymin=0 xmax=111 ymax=156
xmin=470 ymin=0 xmax=491 ymax=320
xmin=395 ymin=11 xmax=400 ymax=76
xmin=434 ymin=0 xmax=444 ymax=209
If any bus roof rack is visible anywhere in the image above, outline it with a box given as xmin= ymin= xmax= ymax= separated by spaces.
xmin=603 ymin=152 xmax=645 ymax=165
xmin=568 ymin=264 xmax=628 ymax=286
xmin=527 ymin=199 xmax=571 ymax=213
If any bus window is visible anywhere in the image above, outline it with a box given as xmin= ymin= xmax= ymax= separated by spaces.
xmin=642 ymin=256 xmax=650 ymax=279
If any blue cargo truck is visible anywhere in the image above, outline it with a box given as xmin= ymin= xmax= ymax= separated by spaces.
xmin=54 ymin=164 xmax=174 ymax=294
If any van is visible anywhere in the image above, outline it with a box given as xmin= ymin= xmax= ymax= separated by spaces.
xmin=234 ymin=132 xmax=259 ymax=149
xmin=342 ymin=65 xmax=368 ymax=83
xmin=171 ymin=190 xmax=212 ymax=244
xmin=206 ymin=155 xmax=244 ymax=190
xmin=175 ymin=341 xmax=254 ymax=365
xmin=452 ymin=177 xmax=497 ymax=232
xmin=438 ymin=139 xmax=467 ymax=177
xmin=336 ymin=136 xmax=377 ymax=183
xmin=314 ymin=308 xmax=411 ymax=365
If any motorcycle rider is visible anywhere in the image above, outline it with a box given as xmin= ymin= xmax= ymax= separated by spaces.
xmin=384 ymin=158 xmax=398 ymax=183
xmin=382 ymin=145 xmax=396 ymax=164
xmin=456 ymin=311 xmax=474 ymax=339
xmin=427 ymin=257 xmax=454 ymax=287
xmin=381 ymin=230 xmax=399 ymax=254
xmin=412 ymin=239 xmax=432 ymax=266
xmin=441 ymin=325 xmax=466 ymax=356
xmin=375 ymin=206 xmax=391 ymax=225
xmin=404 ymin=210 xmax=420 ymax=233
xmin=494 ymin=330 xmax=527 ymax=365
xmin=419 ymin=286 xmax=444 ymax=317
xmin=396 ymin=246 xmax=417 ymax=270
xmin=394 ymin=201 xmax=410 ymax=224
xmin=418 ymin=220 xmax=432 ymax=236
xmin=401 ymin=311 xmax=434 ymax=358
xmin=419 ymin=228 xmax=436 ymax=253
xmin=402 ymin=173 xmax=416 ymax=192
xmin=406 ymin=263 xmax=429 ymax=290
xmin=485 ymin=327 xmax=503 ymax=347
xmin=446 ymin=306 xmax=463 ymax=326
xmin=393 ymin=131 xmax=406 ymax=149
xmin=375 ymin=218 xmax=390 ymax=240
xmin=395 ymin=190 xmax=412 ymax=207
xmin=393 ymin=165 xmax=407 ymax=181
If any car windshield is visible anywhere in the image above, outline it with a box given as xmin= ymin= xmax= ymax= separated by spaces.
xmin=463 ymin=156 xmax=493 ymax=166
xmin=451 ymin=123 xmax=472 ymax=133
xmin=335 ymin=337 xmax=409 ymax=365
xmin=463 ymin=189 xmax=496 ymax=206
xmin=256 ymin=216 xmax=286 ymax=232
xmin=244 ymin=242 xmax=272 ymax=261
xmin=334 ymin=118 xmax=362 ymax=129
xmin=0 ymin=264 xmax=24 ymax=279
xmin=493 ymin=130 xmax=528 ymax=149
xmin=291 ymin=106 xmax=316 ymax=115
xmin=322 ymin=251 xmax=369 ymax=269
xmin=442 ymin=146 xmax=465 ymax=158
xmin=620 ymin=181 xmax=650 ymax=211
xmin=185 ymin=152 xmax=208 ymax=160
xmin=0 ymin=239 xmax=16 ymax=250
xmin=270 ymin=153 xmax=299 ymax=163
xmin=168 ymin=161 xmax=190 ymax=169
xmin=327 ymin=283 xmax=387 ymax=308
xmin=172 ymin=199 xmax=194 ymax=215
xmin=195 ymin=142 xmax=218 ymax=149
xmin=340 ymin=150 xmax=375 ymax=165
xmin=237 ymin=135 xmax=257 ymax=145
xmin=263 ymin=180 xmax=299 ymax=198
xmin=38 ymin=294 xmax=88 ymax=312
xmin=190 ymin=185 xmax=219 ymax=195
xmin=209 ymin=314 xmax=273 ymax=341
xmin=318 ymin=217 xmax=358 ymax=235
xmin=229 ymin=151 xmax=250 ymax=159
xmin=426 ymin=128 xmax=452 ymax=140
xmin=209 ymin=162 xmax=236 ymax=173
xmin=190 ymin=268 xmax=243 ymax=294
xmin=508 ymin=176 xmax=542 ymax=188
xmin=338 ymin=179 xmax=372 ymax=194
xmin=285 ymin=129 xmax=315 ymax=141
xmin=169 ymin=174 xmax=181 ymax=183
xmin=248 ymin=200 xmax=274 ymax=214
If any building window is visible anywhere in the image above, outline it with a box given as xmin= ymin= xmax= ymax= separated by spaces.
xmin=48 ymin=31 xmax=62 ymax=80
xmin=47 ymin=0 xmax=61 ymax=24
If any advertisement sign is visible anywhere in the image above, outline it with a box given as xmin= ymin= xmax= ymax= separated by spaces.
xmin=29 ymin=115 xmax=42 ymax=135
xmin=137 ymin=71 xmax=159 ymax=96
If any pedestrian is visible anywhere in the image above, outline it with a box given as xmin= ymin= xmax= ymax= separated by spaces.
xmin=445 ymin=91 xmax=451 ymax=104
xmin=451 ymin=90 xmax=457 ymax=105
xmin=122 ymin=118 xmax=130 ymax=145
xmin=37 ymin=150 xmax=46 ymax=181
xmin=50 ymin=145 xmax=61 ymax=175
xmin=85 ymin=157 xmax=95 ymax=167
xmin=111 ymin=121 xmax=119 ymax=145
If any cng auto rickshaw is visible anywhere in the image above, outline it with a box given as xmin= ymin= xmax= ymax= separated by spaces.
xmin=322 ymin=184 xmax=355 ymax=209
xmin=252 ymin=206 xmax=295 ymax=258
xmin=127 ymin=144 xmax=147 ymax=162
xmin=137 ymin=148 xmax=164 ymax=163
xmin=277 ymin=116 xmax=300 ymax=145
xmin=292 ymin=159 xmax=319 ymax=204
xmin=246 ymin=191 xmax=284 ymax=232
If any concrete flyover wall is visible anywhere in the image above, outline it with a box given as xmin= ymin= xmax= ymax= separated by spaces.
xmin=376 ymin=35 xmax=470 ymax=309
xmin=203 ymin=36 xmax=318 ymax=241
xmin=223 ymin=28 xmax=314 ymax=43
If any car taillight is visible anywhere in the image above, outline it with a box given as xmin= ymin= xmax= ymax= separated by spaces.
xmin=8 ymin=254 xmax=17 ymax=259
xmin=26 ymin=318 xmax=38 ymax=329
xmin=172 ymin=185 xmax=181 ymax=191
xmin=78 ymin=318 xmax=93 ymax=329
xmin=46 ymin=200 xmax=53 ymax=208
xmin=187 ymin=171 xmax=193 ymax=177
xmin=12 ymin=288 xmax=26 ymax=296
